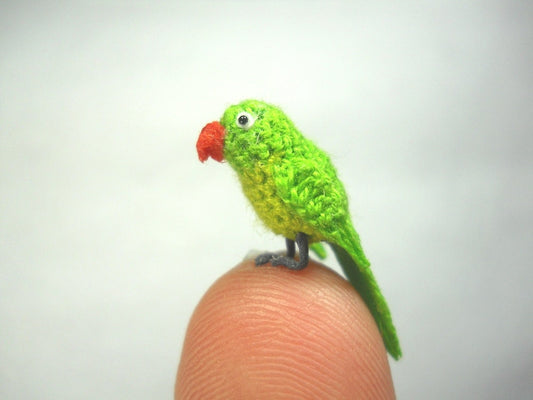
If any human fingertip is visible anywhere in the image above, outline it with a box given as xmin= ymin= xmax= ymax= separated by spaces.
xmin=175 ymin=259 xmax=395 ymax=399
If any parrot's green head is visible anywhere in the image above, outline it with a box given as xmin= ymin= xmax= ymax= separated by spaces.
xmin=197 ymin=99 xmax=300 ymax=166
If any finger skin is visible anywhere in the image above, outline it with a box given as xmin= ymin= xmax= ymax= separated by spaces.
xmin=175 ymin=259 xmax=395 ymax=400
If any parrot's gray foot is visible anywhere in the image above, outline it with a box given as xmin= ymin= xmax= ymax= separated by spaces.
xmin=255 ymin=232 xmax=309 ymax=271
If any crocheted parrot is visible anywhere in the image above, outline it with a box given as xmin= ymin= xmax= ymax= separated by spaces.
xmin=196 ymin=99 xmax=401 ymax=360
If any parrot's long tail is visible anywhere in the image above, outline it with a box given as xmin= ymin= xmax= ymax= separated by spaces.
xmin=328 ymin=240 xmax=402 ymax=360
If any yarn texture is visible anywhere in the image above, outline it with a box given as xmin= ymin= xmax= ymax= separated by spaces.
xmin=198 ymin=99 xmax=402 ymax=360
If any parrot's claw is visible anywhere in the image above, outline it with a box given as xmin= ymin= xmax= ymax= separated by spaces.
xmin=255 ymin=232 xmax=309 ymax=271
xmin=255 ymin=252 xmax=279 ymax=266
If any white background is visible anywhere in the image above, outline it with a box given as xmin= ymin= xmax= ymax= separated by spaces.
xmin=1 ymin=1 xmax=531 ymax=398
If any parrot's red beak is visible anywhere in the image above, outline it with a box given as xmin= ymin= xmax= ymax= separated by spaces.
xmin=196 ymin=121 xmax=225 ymax=162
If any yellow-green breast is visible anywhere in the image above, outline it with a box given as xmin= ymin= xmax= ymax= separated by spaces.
xmin=237 ymin=160 xmax=324 ymax=242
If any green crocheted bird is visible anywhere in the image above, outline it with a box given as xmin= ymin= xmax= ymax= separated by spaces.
xmin=196 ymin=99 xmax=401 ymax=360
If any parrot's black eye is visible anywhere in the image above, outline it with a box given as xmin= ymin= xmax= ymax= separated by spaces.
xmin=238 ymin=115 xmax=248 ymax=125
xmin=236 ymin=112 xmax=255 ymax=130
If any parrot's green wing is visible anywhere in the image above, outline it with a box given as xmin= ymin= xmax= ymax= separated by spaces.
xmin=271 ymin=153 xmax=402 ymax=360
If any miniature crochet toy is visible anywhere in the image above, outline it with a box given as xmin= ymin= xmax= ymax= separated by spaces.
xmin=196 ymin=99 xmax=401 ymax=360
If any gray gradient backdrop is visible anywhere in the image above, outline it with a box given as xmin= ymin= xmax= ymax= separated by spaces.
xmin=1 ymin=1 xmax=531 ymax=399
